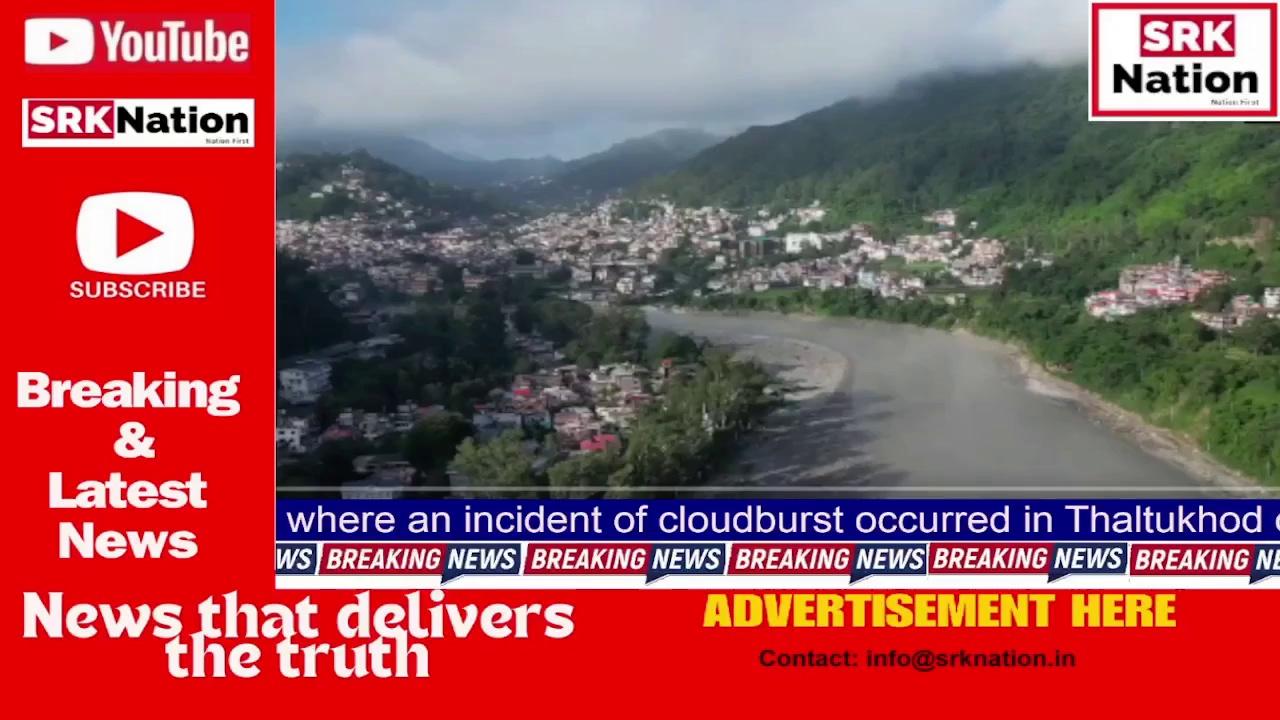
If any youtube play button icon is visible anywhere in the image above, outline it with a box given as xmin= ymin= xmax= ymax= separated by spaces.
xmin=25 ymin=18 xmax=95 ymax=65
xmin=77 ymin=193 xmax=194 ymax=275
xmin=115 ymin=210 xmax=167 ymax=257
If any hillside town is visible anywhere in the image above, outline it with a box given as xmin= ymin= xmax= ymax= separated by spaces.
xmin=278 ymin=158 xmax=1036 ymax=311
xmin=276 ymin=312 xmax=713 ymax=498
xmin=276 ymin=160 xmax=524 ymax=298
xmin=510 ymin=199 xmax=1031 ymax=303
xmin=703 ymin=231 xmax=1013 ymax=298
xmin=275 ymin=156 xmax=1280 ymax=495
xmin=1084 ymin=257 xmax=1280 ymax=331
xmin=507 ymin=200 xmax=726 ymax=301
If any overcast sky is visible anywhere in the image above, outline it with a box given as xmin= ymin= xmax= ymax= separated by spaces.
xmin=277 ymin=0 xmax=1086 ymax=160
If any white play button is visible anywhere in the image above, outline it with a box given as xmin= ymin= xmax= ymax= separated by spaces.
xmin=25 ymin=18 xmax=95 ymax=66
xmin=77 ymin=193 xmax=195 ymax=276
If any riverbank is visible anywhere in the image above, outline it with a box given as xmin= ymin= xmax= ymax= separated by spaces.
xmin=953 ymin=328 xmax=1263 ymax=494
xmin=649 ymin=305 xmax=1260 ymax=494
xmin=712 ymin=335 xmax=848 ymax=403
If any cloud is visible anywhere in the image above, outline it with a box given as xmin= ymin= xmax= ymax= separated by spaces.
xmin=278 ymin=0 xmax=1087 ymax=157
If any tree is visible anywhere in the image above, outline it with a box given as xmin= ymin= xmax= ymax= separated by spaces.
xmin=1196 ymin=284 xmax=1234 ymax=312
xmin=448 ymin=431 xmax=537 ymax=496
xmin=651 ymin=333 xmax=703 ymax=364
xmin=1234 ymin=317 xmax=1280 ymax=356
xmin=566 ymin=308 xmax=650 ymax=365
xmin=276 ymin=252 xmax=356 ymax=358
xmin=514 ymin=303 xmax=536 ymax=335
xmin=547 ymin=449 xmax=624 ymax=498
xmin=546 ymin=265 xmax=572 ymax=284
xmin=438 ymin=263 xmax=463 ymax=286
xmin=532 ymin=298 xmax=593 ymax=345
xmin=402 ymin=412 xmax=472 ymax=479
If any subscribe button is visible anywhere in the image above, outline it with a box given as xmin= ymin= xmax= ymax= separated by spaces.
xmin=71 ymin=193 xmax=207 ymax=301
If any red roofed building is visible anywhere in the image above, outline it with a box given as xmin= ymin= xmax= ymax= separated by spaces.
xmin=580 ymin=434 xmax=621 ymax=453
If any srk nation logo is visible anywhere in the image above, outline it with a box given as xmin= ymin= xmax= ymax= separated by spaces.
xmin=22 ymin=98 xmax=254 ymax=148
xmin=1090 ymin=2 xmax=1278 ymax=120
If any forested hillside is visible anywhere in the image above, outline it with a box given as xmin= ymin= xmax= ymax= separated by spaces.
xmin=647 ymin=65 xmax=1280 ymax=259
xmin=553 ymin=129 xmax=722 ymax=195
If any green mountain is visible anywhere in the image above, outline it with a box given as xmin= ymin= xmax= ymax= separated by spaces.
xmin=646 ymin=65 xmax=1280 ymax=258
xmin=554 ymin=128 xmax=723 ymax=195
xmin=276 ymin=150 xmax=504 ymax=227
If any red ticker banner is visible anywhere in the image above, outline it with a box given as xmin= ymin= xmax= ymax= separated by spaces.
xmin=4 ymin=1 xmax=1278 ymax=716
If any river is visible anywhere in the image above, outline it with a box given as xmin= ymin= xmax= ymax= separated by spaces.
xmin=645 ymin=307 xmax=1226 ymax=497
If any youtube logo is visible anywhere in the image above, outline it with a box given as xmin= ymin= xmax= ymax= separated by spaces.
xmin=23 ymin=15 xmax=250 ymax=69
xmin=76 ymin=193 xmax=193 ymax=275
xmin=25 ymin=18 xmax=95 ymax=65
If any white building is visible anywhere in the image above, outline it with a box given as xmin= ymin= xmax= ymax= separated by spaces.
xmin=275 ymin=415 xmax=310 ymax=454
xmin=794 ymin=204 xmax=827 ymax=225
xmin=1264 ymin=287 xmax=1280 ymax=310
xmin=785 ymin=232 xmax=823 ymax=255
xmin=924 ymin=209 xmax=958 ymax=228
xmin=279 ymin=360 xmax=332 ymax=404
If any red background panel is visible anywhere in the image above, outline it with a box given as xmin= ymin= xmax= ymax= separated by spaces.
xmin=2 ymin=1 xmax=1276 ymax=716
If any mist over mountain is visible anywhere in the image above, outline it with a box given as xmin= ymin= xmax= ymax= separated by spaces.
xmin=278 ymin=0 xmax=1088 ymax=159
xmin=279 ymin=127 xmax=723 ymax=203
xmin=278 ymin=130 xmax=565 ymax=187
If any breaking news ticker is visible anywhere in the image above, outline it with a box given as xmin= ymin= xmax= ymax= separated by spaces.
xmin=6 ymin=0 xmax=1280 ymax=716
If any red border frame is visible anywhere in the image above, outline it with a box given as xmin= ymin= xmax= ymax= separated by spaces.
xmin=1090 ymin=2 xmax=1279 ymax=118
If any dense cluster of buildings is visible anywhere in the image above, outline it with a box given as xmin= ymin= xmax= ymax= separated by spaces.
xmin=472 ymin=361 xmax=666 ymax=453
xmin=277 ymin=160 xmax=529 ymax=302
xmin=1084 ymin=257 xmax=1279 ymax=332
xmin=278 ymin=215 xmax=514 ymax=296
xmin=277 ymin=349 xmax=682 ymax=460
xmin=276 ymin=335 xmax=694 ymax=497
xmin=708 ymin=224 xmax=1015 ymax=299
xmin=1085 ymin=258 xmax=1231 ymax=320
xmin=509 ymin=200 xmax=730 ymax=301
xmin=507 ymin=198 xmax=1021 ymax=303
xmin=281 ymin=167 xmax=1027 ymax=310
